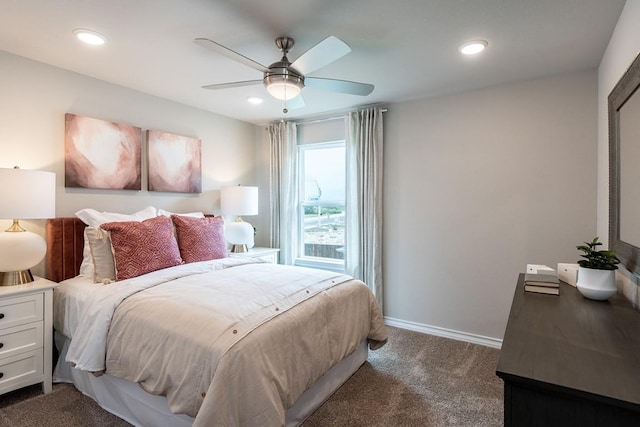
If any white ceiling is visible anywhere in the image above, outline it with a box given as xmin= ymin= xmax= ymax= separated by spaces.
xmin=0 ymin=0 xmax=626 ymax=125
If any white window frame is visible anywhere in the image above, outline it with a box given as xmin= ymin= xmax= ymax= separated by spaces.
xmin=294 ymin=140 xmax=346 ymax=272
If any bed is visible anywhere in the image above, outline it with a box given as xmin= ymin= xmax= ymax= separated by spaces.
xmin=45 ymin=214 xmax=387 ymax=427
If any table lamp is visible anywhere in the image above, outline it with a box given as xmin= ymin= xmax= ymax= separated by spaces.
xmin=221 ymin=185 xmax=258 ymax=253
xmin=0 ymin=167 xmax=56 ymax=285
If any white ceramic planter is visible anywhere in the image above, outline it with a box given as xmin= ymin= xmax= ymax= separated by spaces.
xmin=576 ymin=267 xmax=617 ymax=300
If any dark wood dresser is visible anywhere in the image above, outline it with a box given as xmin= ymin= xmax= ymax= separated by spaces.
xmin=496 ymin=273 xmax=640 ymax=426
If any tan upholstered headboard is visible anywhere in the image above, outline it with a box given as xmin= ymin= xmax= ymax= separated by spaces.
xmin=45 ymin=218 xmax=87 ymax=283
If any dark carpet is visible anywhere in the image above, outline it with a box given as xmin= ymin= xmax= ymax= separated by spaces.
xmin=0 ymin=326 xmax=503 ymax=426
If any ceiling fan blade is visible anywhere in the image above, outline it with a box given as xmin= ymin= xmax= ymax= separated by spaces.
xmin=290 ymin=36 xmax=351 ymax=75
xmin=202 ymin=80 xmax=262 ymax=90
xmin=286 ymin=95 xmax=305 ymax=109
xmin=194 ymin=38 xmax=269 ymax=73
xmin=304 ymin=77 xmax=374 ymax=96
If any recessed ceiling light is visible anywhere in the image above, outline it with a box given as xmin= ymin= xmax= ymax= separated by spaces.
xmin=458 ymin=40 xmax=488 ymax=55
xmin=73 ymin=28 xmax=107 ymax=46
xmin=247 ymin=97 xmax=264 ymax=105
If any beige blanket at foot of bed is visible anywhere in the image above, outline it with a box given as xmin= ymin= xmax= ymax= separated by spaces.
xmin=104 ymin=263 xmax=387 ymax=427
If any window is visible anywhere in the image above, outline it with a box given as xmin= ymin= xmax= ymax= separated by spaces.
xmin=296 ymin=141 xmax=346 ymax=271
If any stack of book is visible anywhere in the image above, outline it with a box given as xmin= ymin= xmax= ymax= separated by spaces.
xmin=524 ymin=273 xmax=560 ymax=295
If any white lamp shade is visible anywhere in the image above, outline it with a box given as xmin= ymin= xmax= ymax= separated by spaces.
xmin=225 ymin=221 xmax=255 ymax=246
xmin=221 ymin=186 xmax=258 ymax=216
xmin=0 ymin=231 xmax=46 ymax=271
xmin=0 ymin=168 xmax=56 ymax=219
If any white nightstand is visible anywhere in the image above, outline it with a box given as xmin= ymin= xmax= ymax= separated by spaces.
xmin=0 ymin=277 xmax=56 ymax=396
xmin=229 ymin=247 xmax=280 ymax=264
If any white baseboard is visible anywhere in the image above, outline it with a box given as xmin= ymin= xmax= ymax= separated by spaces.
xmin=384 ymin=316 xmax=503 ymax=349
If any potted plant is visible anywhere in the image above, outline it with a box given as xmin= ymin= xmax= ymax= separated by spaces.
xmin=575 ymin=237 xmax=620 ymax=300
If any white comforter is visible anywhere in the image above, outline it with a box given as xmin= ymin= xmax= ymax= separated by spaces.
xmin=54 ymin=259 xmax=387 ymax=427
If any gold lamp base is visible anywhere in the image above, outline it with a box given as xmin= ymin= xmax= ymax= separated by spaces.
xmin=0 ymin=270 xmax=35 ymax=286
xmin=230 ymin=244 xmax=248 ymax=253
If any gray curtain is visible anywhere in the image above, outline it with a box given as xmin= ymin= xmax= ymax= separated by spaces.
xmin=267 ymin=121 xmax=298 ymax=265
xmin=345 ymin=107 xmax=384 ymax=309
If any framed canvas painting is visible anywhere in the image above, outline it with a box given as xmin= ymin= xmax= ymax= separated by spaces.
xmin=64 ymin=113 xmax=142 ymax=190
xmin=147 ymin=130 xmax=202 ymax=193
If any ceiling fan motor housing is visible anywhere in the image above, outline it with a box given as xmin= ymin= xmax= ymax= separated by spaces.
xmin=263 ymin=60 xmax=304 ymax=89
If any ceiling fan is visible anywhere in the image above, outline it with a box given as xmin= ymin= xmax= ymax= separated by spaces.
xmin=194 ymin=35 xmax=374 ymax=108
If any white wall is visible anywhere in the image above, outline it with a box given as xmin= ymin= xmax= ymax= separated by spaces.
xmin=597 ymin=0 xmax=640 ymax=305
xmin=0 ymin=50 xmax=260 ymax=276
xmin=384 ymin=70 xmax=598 ymax=340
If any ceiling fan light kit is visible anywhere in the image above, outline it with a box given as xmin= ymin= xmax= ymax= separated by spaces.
xmin=265 ymin=77 xmax=302 ymax=100
xmin=195 ymin=35 xmax=374 ymax=104
xmin=262 ymin=52 xmax=305 ymax=100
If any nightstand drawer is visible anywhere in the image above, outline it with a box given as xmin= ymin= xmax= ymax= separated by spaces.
xmin=0 ymin=322 xmax=43 ymax=360
xmin=0 ymin=350 xmax=44 ymax=393
xmin=0 ymin=293 xmax=44 ymax=330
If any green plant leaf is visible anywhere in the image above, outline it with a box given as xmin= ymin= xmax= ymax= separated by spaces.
xmin=575 ymin=237 xmax=619 ymax=270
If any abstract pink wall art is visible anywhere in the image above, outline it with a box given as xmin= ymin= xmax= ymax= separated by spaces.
xmin=64 ymin=113 xmax=142 ymax=190
xmin=147 ymin=130 xmax=202 ymax=193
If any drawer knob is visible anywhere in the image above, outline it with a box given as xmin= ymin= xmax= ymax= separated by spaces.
xmin=0 ymin=313 xmax=4 ymax=319
xmin=0 ymin=342 xmax=3 ymax=349
xmin=0 ymin=372 xmax=3 ymax=379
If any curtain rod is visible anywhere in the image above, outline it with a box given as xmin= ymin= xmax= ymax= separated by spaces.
xmin=266 ymin=107 xmax=388 ymax=128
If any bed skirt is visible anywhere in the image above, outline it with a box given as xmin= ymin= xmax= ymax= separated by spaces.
xmin=53 ymin=332 xmax=368 ymax=426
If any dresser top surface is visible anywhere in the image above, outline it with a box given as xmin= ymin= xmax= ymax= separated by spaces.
xmin=497 ymin=273 xmax=640 ymax=407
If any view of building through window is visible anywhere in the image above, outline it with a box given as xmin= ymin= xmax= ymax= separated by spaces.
xmin=299 ymin=142 xmax=345 ymax=264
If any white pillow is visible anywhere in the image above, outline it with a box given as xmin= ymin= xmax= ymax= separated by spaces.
xmin=157 ymin=209 xmax=204 ymax=218
xmin=76 ymin=206 xmax=157 ymax=228
xmin=76 ymin=206 xmax=158 ymax=278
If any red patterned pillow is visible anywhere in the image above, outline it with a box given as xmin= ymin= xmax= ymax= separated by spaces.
xmin=101 ymin=216 xmax=183 ymax=280
xmin=171 ymin=215 xmax=227 ymax=263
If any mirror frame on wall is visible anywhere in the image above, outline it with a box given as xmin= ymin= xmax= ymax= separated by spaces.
xmin=609 ymin=50 xmax=640 ymax=275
